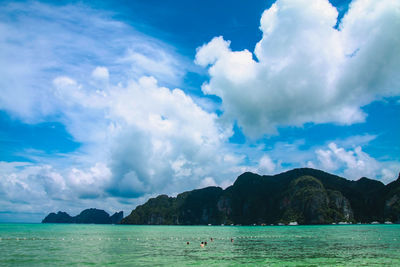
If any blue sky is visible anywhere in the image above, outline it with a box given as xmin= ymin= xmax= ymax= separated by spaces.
xmin=0 ymin=0 xmax=399 ymax=222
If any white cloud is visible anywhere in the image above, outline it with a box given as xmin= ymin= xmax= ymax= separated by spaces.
xmin=381 ymin=168 xmax=397 ymax=183
xmin=0 ymin=66 xmax=247 ymax=216
xmin=316 ymin=148 xmax=338 ymax=170
xmin=92 ymin=66 xmax=109 ymax=81
xmin=0 ymin=2 xmax=247 ymax=221
xmin=0 ymin=1 xmax=188 ymax=122
xmin=101 ymin=77 xmax=236 ymax=197
xmin=6 ymin=68 xmax=240 ymax=202
xmin=121 ymin=48 xmax=183 ymax=85
xmin=257 ymin=155 xmax=277 ymax=174
xmin=196 ymin=0 xmax=400 ymax=137
xmin=199 ymin=177 xmax=218 ymax=188
xmin=195 ymin=36 xmax=231 ymax=67
xmin=312 ymin=142 xmax=399 ymax=183
xmin=238 ymin=136 xmax=399 ymax=184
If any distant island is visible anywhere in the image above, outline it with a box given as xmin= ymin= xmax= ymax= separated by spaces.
xmin=42 ymin=208 xmax=123 ymax=224
xmin=121 ymin=168 xmax=400 ymax=225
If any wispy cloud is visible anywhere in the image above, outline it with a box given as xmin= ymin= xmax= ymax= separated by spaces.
xmin=0 ymin=1 xmax=188 ymax=122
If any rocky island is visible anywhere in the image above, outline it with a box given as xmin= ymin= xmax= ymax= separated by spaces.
xmin=121 ymin=168 xmax=400 ymax=225
xmin=42 ymin=208 xmax=123 ymax=224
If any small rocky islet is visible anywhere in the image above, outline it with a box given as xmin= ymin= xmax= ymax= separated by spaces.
xmin=42 ymin=168 xmax=400 ymax=225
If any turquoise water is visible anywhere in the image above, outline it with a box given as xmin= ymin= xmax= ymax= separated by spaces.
xmin=1 ymin=224 xmax=400 ymax=266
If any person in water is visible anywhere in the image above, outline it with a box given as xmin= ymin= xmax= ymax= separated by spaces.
xmin=187 ymin=241 xmax=189 ymax=245
xmin=210 ymin=237 xmax=213 ymax=242
xmin=231 ymin=238 xmax=234 ymax=243
xmin=204 ymin=241 xmax=207 ymax=246
xmin=200 ymin=242 xmax=204 ymax=248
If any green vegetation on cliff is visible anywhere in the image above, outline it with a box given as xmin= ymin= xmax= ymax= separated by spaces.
xmin=120 ymin=168 xmax=400 ymax=225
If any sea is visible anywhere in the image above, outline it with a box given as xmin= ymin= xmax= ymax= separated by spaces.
xmin=0 ymin=224 xmax=399 ymax=266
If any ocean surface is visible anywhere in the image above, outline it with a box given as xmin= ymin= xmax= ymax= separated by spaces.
xmin=0 ymin=224 xmax=400 ymax=266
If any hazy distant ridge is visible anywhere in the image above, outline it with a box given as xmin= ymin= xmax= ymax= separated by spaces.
xmin=42 ymin=208 xmax=123 ymax=224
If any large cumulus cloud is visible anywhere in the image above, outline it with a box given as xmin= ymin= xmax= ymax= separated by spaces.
xmin=0 ymin=2 xmax=245 ymax=220
xmin=196 ymin=0 xmax=400 ymax=137
xmin=0 ymin=73 xmax=241 ymax=218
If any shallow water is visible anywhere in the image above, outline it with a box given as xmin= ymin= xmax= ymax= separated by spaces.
xmin=0 ymin=224 xmax=399 ymax=266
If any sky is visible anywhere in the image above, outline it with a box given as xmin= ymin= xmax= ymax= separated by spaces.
xmin=0 ymin=0 xmax=399 ymax=222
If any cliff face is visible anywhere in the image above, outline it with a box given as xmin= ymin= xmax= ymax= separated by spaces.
xmin=279 ymin=176 xmax=354 ymax=224
xmin=42 ymin=208 xmax=123 ymax=224
xmin=121 ymin=168 xmax=398 ymax=225
xmin=122 ymin=195 xmax=177 ymax=225
xmin=178 ymin=187 xmax=224 ymax=225
xmin=280 ymin=176 xmax=330 ymax=224
xmin=383 ymin=175 xmax=400 ymax=223
xmin=327 ymin=190 xmax=353 ymax=222
xmin=110 ymin=211 xmax=124 ymax=224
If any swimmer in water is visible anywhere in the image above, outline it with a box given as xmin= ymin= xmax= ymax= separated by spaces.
xmin=187 ymin=241 xmax=189 ymax=245
xmin=204 ymin=241 xmax=207 ymax=246
xmin=210 ymin=237 xmax=213 ymax=242
xmin=200 ymin=242 xmax=204 ymax=248
xmin=231 ymin=238 xmax=234 ymax=242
